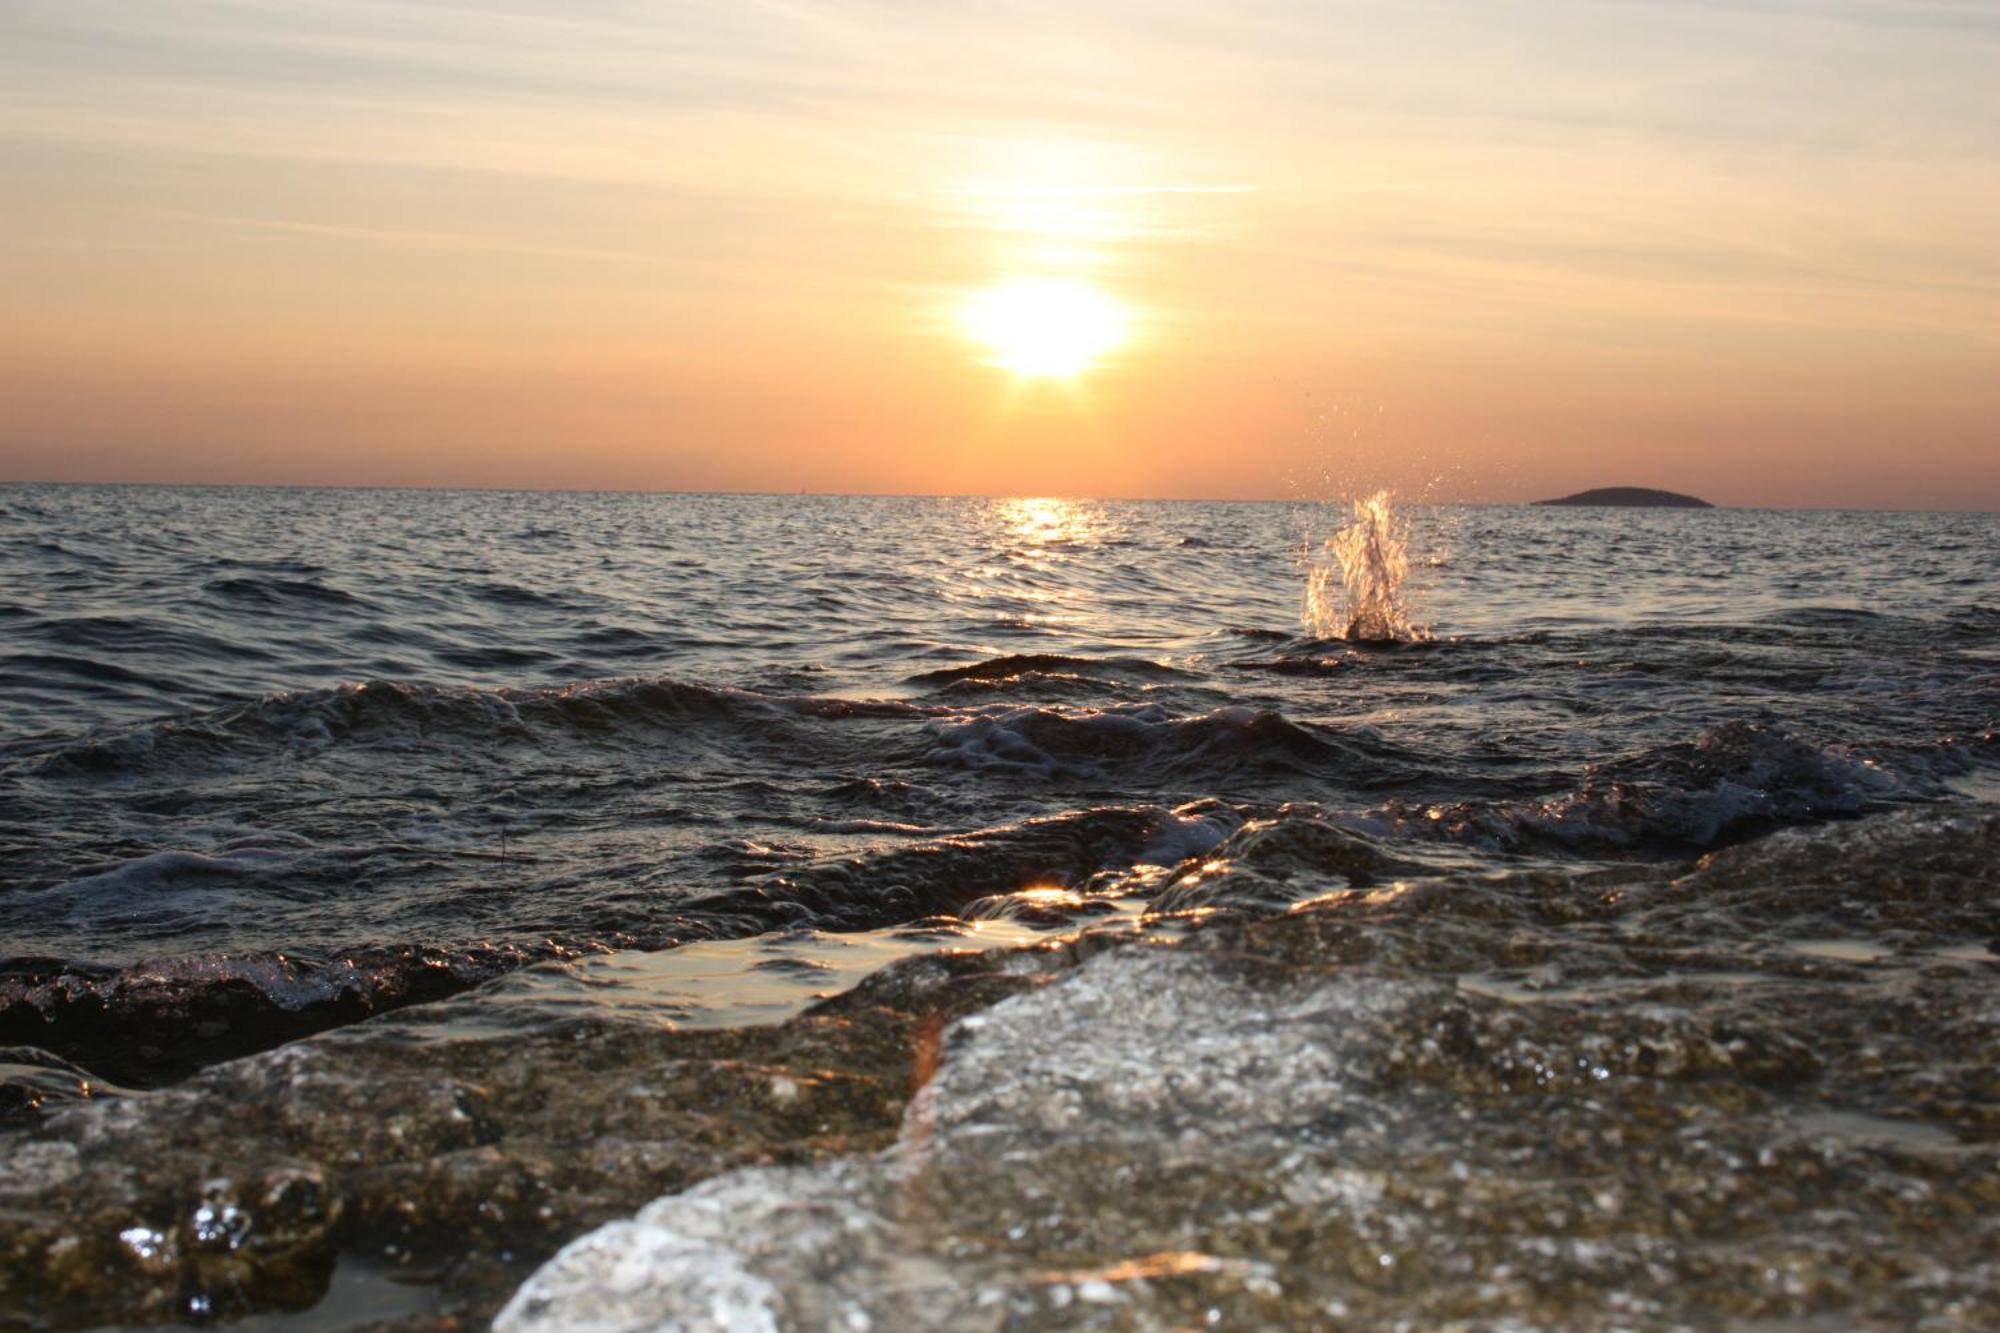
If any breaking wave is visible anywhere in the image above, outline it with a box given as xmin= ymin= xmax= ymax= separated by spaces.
xmin=1381 ymin=722 xmax=1973 ymax=852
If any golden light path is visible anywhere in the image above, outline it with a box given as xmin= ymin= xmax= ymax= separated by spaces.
xmin=959 ymin=276 xmax=1132 ymax=378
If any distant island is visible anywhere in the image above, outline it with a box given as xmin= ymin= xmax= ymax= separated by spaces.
xmin=1534 ymin=486 xmax=1714 ymax=508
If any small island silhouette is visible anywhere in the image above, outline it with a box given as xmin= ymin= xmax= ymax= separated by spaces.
xmin=1534 ymin=486 xmax=1713 ymax=508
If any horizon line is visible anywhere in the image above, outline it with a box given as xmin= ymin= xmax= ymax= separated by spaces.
xmin=1 ymin=477 xmax=1995 ymax=515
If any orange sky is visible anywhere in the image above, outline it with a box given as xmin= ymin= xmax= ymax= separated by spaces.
xmin=2 ymin=2 xmax=1995 ymax=508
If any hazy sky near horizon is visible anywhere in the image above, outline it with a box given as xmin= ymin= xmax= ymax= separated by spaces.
xmin=2 ymin=1 xmax=1995 ymax=507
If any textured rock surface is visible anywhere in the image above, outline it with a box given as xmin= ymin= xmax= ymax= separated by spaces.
xmin=504 ymin=810 xmax=2000 ymax=1331
xmin=0 ymin=943 xmax=1077 ymax=1327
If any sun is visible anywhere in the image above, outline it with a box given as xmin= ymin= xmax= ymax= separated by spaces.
xmin=959 ymin=277 xmax=1132 ymax=378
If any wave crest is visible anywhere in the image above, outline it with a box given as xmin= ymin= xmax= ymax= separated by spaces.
xmin=1391 ymin=722 xmax=1957 ymax=851
xmin=23 ymin=677 xmax=932 ymax=777
xmin=923 ymin=703 xmax=1377 ymax=782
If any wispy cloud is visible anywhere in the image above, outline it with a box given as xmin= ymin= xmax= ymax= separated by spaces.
xmin=932 ymin=184 xmax=1256 ymax=198
xmin=164 ymin=210 xmax=667 ymax=265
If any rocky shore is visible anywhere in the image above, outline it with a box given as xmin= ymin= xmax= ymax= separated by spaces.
xmin=3 ymin=809 xmax=1996 ymax=1329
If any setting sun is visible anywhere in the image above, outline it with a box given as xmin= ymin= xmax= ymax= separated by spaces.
xmin=959 ymin=277 xmax=1132 ymax=378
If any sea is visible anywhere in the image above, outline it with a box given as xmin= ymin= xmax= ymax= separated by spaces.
xmin=1 ymin=485 xmax=1995 ymax=1328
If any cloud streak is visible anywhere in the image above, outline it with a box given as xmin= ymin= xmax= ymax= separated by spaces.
xmin=165 ymin=210 xmax=669 ymax=265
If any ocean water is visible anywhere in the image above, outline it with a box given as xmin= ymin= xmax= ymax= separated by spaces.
xmin=1 ymin=485 xmax=1994 ymax=1077
xmin=2 ymin=485 xmax=1997 ymax=1328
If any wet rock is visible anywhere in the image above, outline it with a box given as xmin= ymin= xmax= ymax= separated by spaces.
xmin=0 ymin=1047 xmax=125 ymax=1124
xmin=6 ymin=808 xmax=1998 ymax=1329
xmin=688 ymin=803 xmax=1235 ymax=930
xmin=503 ymin=810 xmax=2000 ymax=1331
xmin=1146 ymin=811 xmax=1427 ymax=915
xmin=0 ymin=939 xmax=674 ymax=1089
xmin=0 ymin=944 xmax=1066 ymax=1327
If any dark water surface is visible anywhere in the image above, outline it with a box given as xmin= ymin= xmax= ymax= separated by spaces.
xmin=1 ymin=486 xmax=1995 ymax=1328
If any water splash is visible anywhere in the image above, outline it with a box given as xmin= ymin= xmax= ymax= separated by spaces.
xmin=1305 ymin=491 xmax=1428 ymax=642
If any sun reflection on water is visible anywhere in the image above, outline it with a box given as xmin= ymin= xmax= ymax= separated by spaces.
xmin=997 ymin=495 xmax=1097 ymax=547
